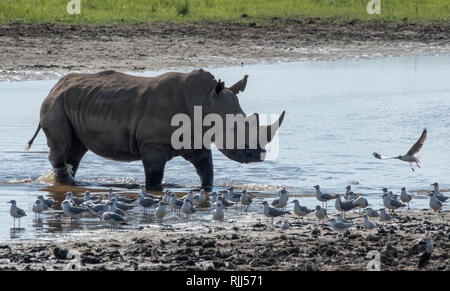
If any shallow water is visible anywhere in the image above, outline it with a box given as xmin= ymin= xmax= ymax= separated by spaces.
xmin=0 ymin=54 xmax=449 ymax=241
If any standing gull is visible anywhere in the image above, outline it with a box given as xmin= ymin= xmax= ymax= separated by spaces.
xmin=227 ymin=187 xmax=242 ymax=209
xmin=363 ymin=215 xmax=376 ymax=230
xmin=83 ymin=191 xmax=103 ymax=203
xmin=314 ymin=185 xmax=337 ymax=208
xmin=400 ymin=187 xmax=413 ymax=209
xmin=335 ymin=213 xmax=353 ymax=225
xmin=217 ymin=195 xmax=235 ymax=208
xmin=181 ymin=199 xmax=197 ymax=221
xmin=32 ymin=199 xmax=44 ymax=219
xmin=139 ymin=185 xmax=161 ymax=200
xmin=314 ymin=205 xmax=327 ymax=225
xmin=373 ymin=128 xmax=427 ymax=172
xmin=37 ymin=195 xmax=56 ymax=210
xmin=61 ymin=200 xmax=88 ymax=223
xmin=261 ymin=201 xmax=289 ymax=224
xmin=430 ymin=182 xmax=449 ymax=202
xmin=428 ymin=192 xmax=443 ymax=213
xmin=107 ymin=200 xmax=127 ymax=217
xmin=169 ymin=193 xmax=183 ymax=216
xmin=379 ymin=208 xmax=392 ymax=223
xmin=137 ymin=194 xmax=158 ymax=215
xmin=108 ymin=189 xmax=135 ymax=204
xmin=154 ymin=201 xmax=168 ymax=224
xmin=352 ymin=196 xmax=369 ymax=213
xmin=365 ymin=208 xmax=380 ymax=219
xmin=290 ymin=199 xmax=314 ymax=223
xmin=240 ymin=189 xmax=253 ymax=212
xmin=271 ymin=188 xmax=289 ymax=211
xmin=329 ymin=218 xmax=351 ymax=236
xmin=102 ymin=211 xmax=127 ymax=231
xmin=8 ymin=200 xmax=27 ymax=227
xmin=212 ymin=202 xmax=225 ymax=223
xmin=193 ymin=189 xmax=207 ymax=205
xmin=335 ymin=194 xmax=357 ymax=217
xmin=382 ymin=193 xmax=405 ymax=213
xmin=344 ymin=185 xmax=357 ymax=201
xmin=65 ymin=192 xmax=84 ymax=206
xmin=109 ymin=198 xmax=133 ymax=211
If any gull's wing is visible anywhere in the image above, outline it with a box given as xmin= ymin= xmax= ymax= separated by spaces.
xmin=406 ymin=128 xmax=427 ymax=156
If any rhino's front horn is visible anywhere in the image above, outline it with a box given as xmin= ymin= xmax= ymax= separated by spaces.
xmin=229 ymin=75 xmax=248 ymax=94
xmin=260 ymin=111 xmax=285 ymax=147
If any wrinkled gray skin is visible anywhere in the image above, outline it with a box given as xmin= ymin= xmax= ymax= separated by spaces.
xmin=27 ymin=69 xmax=285 ymax=190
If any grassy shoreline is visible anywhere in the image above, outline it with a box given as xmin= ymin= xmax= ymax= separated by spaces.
xmin=0 ymin=0 xmax=449 ymax=26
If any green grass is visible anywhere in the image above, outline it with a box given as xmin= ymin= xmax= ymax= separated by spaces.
xmin=0 ymin=0 xmax=448 ymax=25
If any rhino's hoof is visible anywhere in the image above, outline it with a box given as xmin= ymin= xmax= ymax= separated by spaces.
xmin=54 ymin=167 xmax=76 ymax=184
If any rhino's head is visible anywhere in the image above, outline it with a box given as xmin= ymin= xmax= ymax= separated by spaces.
xmin=201 ymin=74 xmax=285 ymax=163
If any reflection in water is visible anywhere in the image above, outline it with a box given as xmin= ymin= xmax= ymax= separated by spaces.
xmin=10 ymin=228 xmax=25 ymax=239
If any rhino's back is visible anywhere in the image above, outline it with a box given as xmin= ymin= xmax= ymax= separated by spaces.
xmin=46 ymin=70 xmax=187 ymax=161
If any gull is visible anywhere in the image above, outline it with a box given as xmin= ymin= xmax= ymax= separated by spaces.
xmin=344 ymin=185 xmax=357 ymax=201
xmin=169 ymin=193 xmax=183 ymax=216
xmin=335 ymin=194 xmax=357 ymax=217
xmin=271 ymin=188 xmax=288 ymax=211
xmin=281 ymin=220 xmax=290 ymax=230
xmin=86 ymin=202 xmax=108 ymax=220
xmin=329 ymin=218 xmax=351 ymax=236
xmin=363 ymin=215 xmax=376 ymax=230
xmin=108 ymin=189 xmax=135 ymax=204
xmin=182 ymin=190 xmax=195 ymax=201
xmin=161 ymin=190 xmax=172 ymax=205
xmin=240 ymin=189 xmax=253 ymax=211
xmin=428 ymin=192 xmax=443 ymax=213
xmin=109 ymin=198 xmax=133 ymax=211
xmin=365 ymin=208 xmax=380 ymax=218
xmin=261 ymin=201 xmax=289 ymax=224
xmin=336 ymin=213 xmax=353 ymax=225
xmin=137 ymin=194 xmax=158 ymax=214
xmin=106 ymin=200 xmax=127 ymax=217
xmin=314 ymin=185 xmax=337 ymax=208
xmin=32 ymin=199 xmax=44 ymax=219
xmin=227 ymin=187 xmax=242 ymax=209
xmin=315 ymin=205 xmax=327 ymax=225
xmin=382 ymin=193 xmax=405 ymax=213
xmin=290 ymin=199 xmax=314 ymax=222
xmin=193 ymin=189 xmax=207 ymax=205
xmin=65 ymin=192 xmax=84 ymax=206
xmin=400 ymin=187 xmax=413 ymax=209
xmin=379 ymin=208 xmax=392 ymax=223
xmin=83 ymin=191 xmax=103 ymax=203
xmin=37 ymin=195 xmax=56 ymax=210
xmin=217 ymin=195 xmax=235 ymax=208
xmin=352 ymin=196 xmax=369 ymax=213
xmin=154 ymin=201 xmax=168 ymax=224
xmin=212 ymin=202 xmax=225 ymax=223
xmin=210 ymin=192 xmax=218 ymax=204
xmin=430 ymin=182 xmax=449 ymax=202
xmin=61 ymin=200 xmax=88 ymax=223
xmin=102 ymin=211 xmax=127 ymax=231
xmin=8 ymin=200 xmax=26 ymax=227
xmin=373 ymin=128 xmax=427 ymax=172
xmin=181 ymin=199 xmax=197 ymax=221
xmin=139 ymin=185 xmax=161 ymax=200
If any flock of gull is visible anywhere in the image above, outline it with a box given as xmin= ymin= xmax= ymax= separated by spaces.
xmin=7 ymin=181 xmax=448 ymax=234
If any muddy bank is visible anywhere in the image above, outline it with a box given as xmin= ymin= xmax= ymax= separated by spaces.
xmin=1 ymin=20 xmax=450 ymax=81
xmin=1 ymin=209 xmax=448 ymax=271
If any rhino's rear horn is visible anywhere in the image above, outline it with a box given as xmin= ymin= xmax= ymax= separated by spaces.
xmin=229 ymin=75 xmax=248 ymax=94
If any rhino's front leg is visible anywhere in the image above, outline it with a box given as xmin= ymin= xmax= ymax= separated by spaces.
xmin=141 ymin=144 xmax=169 ymax=191
xmin=182 ymin=149 xmax=213 ymax=190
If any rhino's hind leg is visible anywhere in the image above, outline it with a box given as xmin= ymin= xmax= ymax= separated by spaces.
xmin=66 ymin=135 xmax=88 ymax=178
xmin=141 ymin=144 xmax=169 ymax=191
xmin=182 ymin=150 xmax=213 ymax=190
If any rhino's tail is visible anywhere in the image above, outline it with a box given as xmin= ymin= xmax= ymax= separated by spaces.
xmin=26 ymin=123 xmax=41 ymax=150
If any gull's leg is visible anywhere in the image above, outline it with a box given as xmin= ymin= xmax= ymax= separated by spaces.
xmin=416 ymin=162 xmax=421 ymax=168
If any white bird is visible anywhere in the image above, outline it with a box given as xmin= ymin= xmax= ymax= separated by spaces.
xmin=363 ymin=215 xmax=376 ymax=230
xmin=365 ymin=207 xmax=380 ymax=218
xmin=383 ymin=193 xmax=405 ymax=213
xmin=193 ymin=189 xmax=207 ymax=205
xmin=212 ymin=202 xmax=225 ymax=223
xmin=373 ymin=128 xmax=427 ymax=172
xmin=154 ymin=201 xmax=168 ymax=224
xmin=217 ymin=195 xmax=235 ymax=208
xmin=137 ymin=194 xmax=158 ymax=214
xmin=61 ymin=200 xmax=88 ymax=223
xmin=65 ymin=192 xmax=83 ymax=206
xmin=314 ymin=205 xmax=327 ymax=225
xmin=83 ymin=191 xmax=103 ymax=203
xmin=290 ymin=199 xmax=314 ymax=222
xmin=182 ymin=190 xmax=195 ymax=201
xmin=261 ymin=201 xmax=289 ymax=224
xmin=240 ymin=189 xmax=253 ymax=211
xmin=109 ymin=197 xmax=133 ymax=211
xmin=400 ymin=187 xmax=412 ymax=209
xmin=379 ymin=208 xmax=392 ymax=223
xmin=429 ymin=192 xmax=443 ymax=213
xmin=329 ymin=218 xmax=351 ymax=236
xmin=344 ymin=185 xmax=357 ymax=201
xmin=86 ymin=202 xmax=109 ymax=220
xmin=37 ymin=195 xmax=56 ymax=209
xmin=335 ymin=213 xmax=353 ymax=225
xmin=8 ymin=200 xmax=27 ymax=227
xmin=106 ymin=201 xmax=127 ymax=217
xmin=169 ymin=193 xmax=183 ymax=215
xmin=352 ymin=196 xmax=369 ymax=213
xmin=139 ymin=185 xmax=161 ymax=200
xmin=32 ymin=199 xmax=44 ymax=219
xmin=430 ymin=182 xmax=449 ymax=202
xmin=181 ymin=199 xmax=197 ymax=221
xmin=335 ymin=194 xmax=357 ymax=216
xmin=314 ymin=185 xmax=337 ymax=208
xmin=108 ymin=189 xmax=135 ymax=204
xmin=161 ymin=190 xmax=172 ymax=205
xmin=102 ymin=211 xmax=127 ymax=230
xmin=227 ymin=187 xmax=241 ymax=209
xmin=271 ymin=188 xmax=289 ymax=211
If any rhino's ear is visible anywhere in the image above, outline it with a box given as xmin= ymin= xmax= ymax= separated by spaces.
xmin=215 ymin=79 xmax=225 ymax=94
xmin=229 ymin=75 xmax=248 ymax=94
